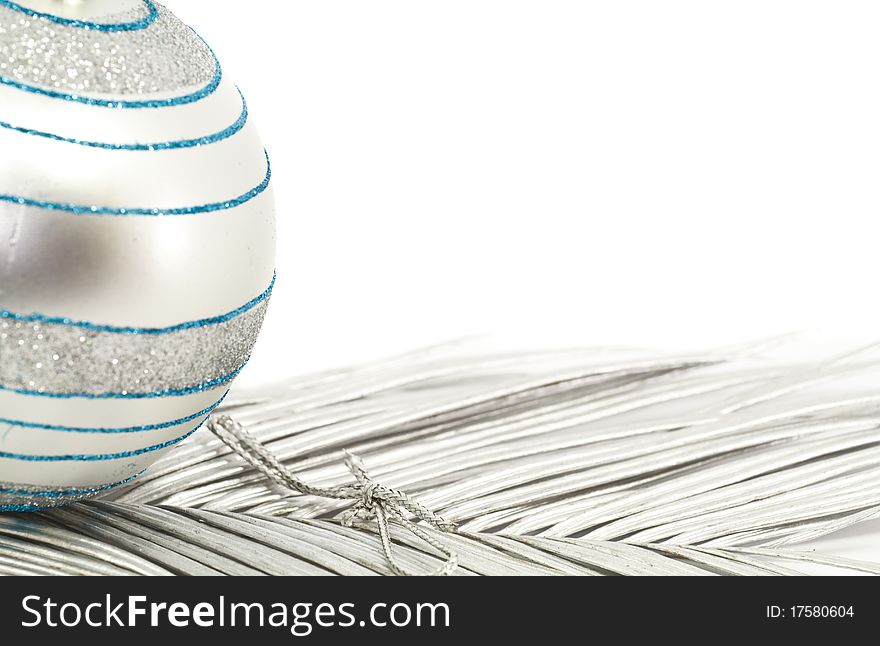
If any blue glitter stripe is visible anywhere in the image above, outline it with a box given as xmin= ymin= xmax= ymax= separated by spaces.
xmin=0 ymin=361 xmax=246 ymax=400
xmin=0 ymin=393 xmax=227 ymax=434
xmin=1 ymin=503 xmax=54 ymax=511
xmin=0 ymin=149 xmax=270 ymax=216
xmin=0 ymin=43 xmax=221 ymax=109
xmin=1 ymin=274 xmax=274 ymax=335
xmin=0 ymin=503 xmax=50 ymax=511
xmin=0 ymin=88 xmax=248 ymax=151
xmin=0 ymin=425 xmax=201 ymax=462
xmin=0 ymin=469 xmax=146 ymax=498
xmin=0 ymin=0 xmax=157 ymax=31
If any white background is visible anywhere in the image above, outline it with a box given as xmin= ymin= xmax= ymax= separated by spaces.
xmin=169 ymin=0 xmax=880 ymax=386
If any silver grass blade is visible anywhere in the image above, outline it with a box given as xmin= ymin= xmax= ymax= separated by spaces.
xmin=0 ymin=556 xmax=64 ymax=576
xmin=0 ymin=513 xmax=173 ymax=576
xmin=640 ymin=544 xmax=787 ymax=576
xmin=466 ymin=533 xmax=602 ymax=575
xmin=287 ymin=519 xmax=477 ymax=577
xmin=644 ymin=545 xmax=806 ymax=576
xmin=49 ymin=506 xmax=246 ymax=576
xmin=513 ymin=536 xmax=718 ymax=576
xmin=0 ymin=538 xmax=134 ymax=576
xmin=0 ymin=502 xmax=876 ymax=576
xmin=550 ymin=432 xmax=880 ymax=540
xmin=171 ymin=509 xmax=380 ymax=576
xmin=724 ymin=546 xmax=880 ymax=575
xmin=757 ymin=506 xmax=880 ymax=548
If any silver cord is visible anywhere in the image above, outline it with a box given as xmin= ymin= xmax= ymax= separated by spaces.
xmin=206 ymin=414 xmax=459 ymax=576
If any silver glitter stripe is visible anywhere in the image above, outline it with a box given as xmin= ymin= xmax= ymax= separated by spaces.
xmin=0 ymin=475 xmax=137 ymax=510
xmin=0 ymin=300 xmax=268 ymax=396
xmin=0 ymin=3 xmax=215 ymax=96
xmin=0 ymin=490 xmax=92 ymax=510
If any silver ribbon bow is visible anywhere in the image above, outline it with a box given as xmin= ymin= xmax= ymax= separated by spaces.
xmin=206 ymin=414 xmax=459 ymax=576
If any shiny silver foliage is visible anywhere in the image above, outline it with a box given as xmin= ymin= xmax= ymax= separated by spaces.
xmin=2 ymin=339 xmax=880 ymax=575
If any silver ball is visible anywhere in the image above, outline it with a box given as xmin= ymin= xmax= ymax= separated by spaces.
xmin=0 ymin=0 xmax=275 ymax=509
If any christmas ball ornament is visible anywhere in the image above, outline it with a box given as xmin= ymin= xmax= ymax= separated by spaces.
xmin=0 ymin=1 xmax=275 ymax=510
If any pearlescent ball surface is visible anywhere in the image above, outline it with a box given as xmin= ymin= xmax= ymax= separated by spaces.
xmin=0 ymin=0 xmax=275 ymax=510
